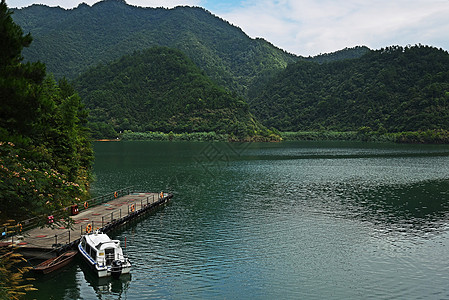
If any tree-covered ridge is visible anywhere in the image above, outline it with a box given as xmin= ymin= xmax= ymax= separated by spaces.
xmin=12 ymin=0 xmax=298 ymax=96
xmin=74 ymin=47 xmax=276 ymax=140
xmin=0 ymin=0 xmax=93 ymax=224
xmin=250 ymin=45 xmax=449 ymax=133
xmin=306 ymin=46 xmax=370 ymax=63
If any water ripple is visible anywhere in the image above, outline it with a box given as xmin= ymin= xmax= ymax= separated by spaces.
xmin=28 ymin=141 xmax=449 ymax=299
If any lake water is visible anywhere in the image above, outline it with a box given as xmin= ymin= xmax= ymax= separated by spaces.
xmin=27 ymin=141 xmax=449 ymax=299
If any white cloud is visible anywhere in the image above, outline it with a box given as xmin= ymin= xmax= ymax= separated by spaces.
xmin=126 ymin=0 xmax=201 ymax=8
xmin=220 ymin=0 xmax=449 ymax=56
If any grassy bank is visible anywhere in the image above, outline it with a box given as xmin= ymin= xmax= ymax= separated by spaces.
xmin=120 ymin=131 xmax=281 ymax=142
xmin=117 ymin=129 xmax=449 ymax=144
xmin=281 ymin=129 xmax=449 ymax=144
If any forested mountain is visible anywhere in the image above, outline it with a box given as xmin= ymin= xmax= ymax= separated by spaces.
xmin=74 ymin=47 xmax=275 ymax=140
xmin=247 ymin=46 xmax=372 ymax=102
xmin=12 ymin=0 xmax=298 ymax=96
xmin=251 ymin=45 xmax=449 ymax=132
xmin=307 ymin=46 xmax=370 ymax=63
xmin=11 ymin=0 xmax=449 ymax=140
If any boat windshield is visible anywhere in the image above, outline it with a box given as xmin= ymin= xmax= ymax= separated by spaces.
xmin=96 ymin=240 xmax=119 ymax=250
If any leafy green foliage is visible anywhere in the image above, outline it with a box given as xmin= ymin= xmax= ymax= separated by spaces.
xmin=0 ymin=0 xmax=93 ymax=224
xmin=74 ymin=47 xmax=276 ymax=141
xmin=251 ymin=45 xmax=449 ymax=133
xmin=0 ymin=141 xmax=87 ymax=221
xmin=12 ymin=0 xmax=298 ymax=96
xmin=388 ymin=129 xmax=449 ymax=144
xmin=121 ymin=131 xmax=229 ymax=142
xmin=0 ymin=1 xmax=92 ymax=296
xmin=281 ymin=131 xmax=360 ymax=141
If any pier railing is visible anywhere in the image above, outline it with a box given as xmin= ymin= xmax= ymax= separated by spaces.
xmin=7 ymin=191 xmax=172 ymax=258
xmin=80 ymin=186 xmax=135 ymax=212
xmin=1 ymin=186 xmax=135 ymax=241
xmin=21 ymin=193 xmax=164 ymax=249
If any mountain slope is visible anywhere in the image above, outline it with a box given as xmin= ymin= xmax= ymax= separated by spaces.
xmin=74 ymin=47 xmax=274 ymax=140
xmin=12 ymin=0 xmax=298 ymax=96
xmin=307 ymin=46 xmax=370 ymax=63
xmin=251 ymin=45 xmax=449 ymax=132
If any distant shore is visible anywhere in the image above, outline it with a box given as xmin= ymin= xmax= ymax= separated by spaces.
xmin=95 ymin=129 xmax=449 ymax=144
xmin=281 ymin=129 xmax=449 ymax=144
xmin=115 ymin=131 xmax=281 ymax=142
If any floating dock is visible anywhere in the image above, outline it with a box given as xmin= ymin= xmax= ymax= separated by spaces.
xmin=3 ymin=189 xmax=172 ymax=260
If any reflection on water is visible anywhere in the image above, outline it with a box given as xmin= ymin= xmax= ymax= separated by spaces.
xmin=327 ymin=179 xmax=449 ymax=236
xmin=28 ymin=141 xmax=449 ymax=299
xmin=78 ymin=260 xmax=132 ymax=299
xmin=25 ymin=259 xmax=80 ymax=300
xmin=223 ymin=143 xmax=449 ymax=239
xmin=26 ymin=256 xmax=131 ymax=299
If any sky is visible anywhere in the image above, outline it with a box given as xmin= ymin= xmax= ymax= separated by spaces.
xmin=6 ymin=0 xmax=449 ymax=56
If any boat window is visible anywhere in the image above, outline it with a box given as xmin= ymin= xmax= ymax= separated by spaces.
xmin=91 ymin=248 xmax=96 ymax=261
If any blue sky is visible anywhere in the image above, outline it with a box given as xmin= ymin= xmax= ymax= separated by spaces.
xmin=6 ymin=0 xmax=449 ymax=56
xmin=202 ymin=0 xmax=242 ymax=12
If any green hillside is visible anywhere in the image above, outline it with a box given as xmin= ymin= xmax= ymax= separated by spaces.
xmin=12 ymin=0 xmax=298 ymax=96
xmin=306 ymin=46 xmax=370 ymax=63
xmin=11 ymin=0 xmax=449 ymax=142
xmin=250 ymin=45 xmax=449 ymax=133
xmin=74 ymin=47 xmax=276 ymax=141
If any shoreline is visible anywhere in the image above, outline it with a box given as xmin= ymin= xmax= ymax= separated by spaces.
xmin=281 ymin=129 xmax=449 ymax=144
xmin=96 ymin=139 xmax=120 ymax=142
xmin=116 ymin=131 xmax=281 ymax=142
xmin=94 ymin=129 xmax=449 ymax=144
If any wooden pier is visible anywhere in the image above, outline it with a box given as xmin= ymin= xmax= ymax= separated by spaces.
xmin=3 ymin=189 xmax=172 ymax=260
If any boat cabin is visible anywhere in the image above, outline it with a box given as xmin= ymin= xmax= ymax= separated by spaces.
xmin=79 ymin=231 xmax=131 ymax=278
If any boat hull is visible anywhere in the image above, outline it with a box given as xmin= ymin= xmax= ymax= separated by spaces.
xmin=34 ymin=250 xmax=77 ymax=274
xmin=78 ymin=242 xmax=131 ymax=278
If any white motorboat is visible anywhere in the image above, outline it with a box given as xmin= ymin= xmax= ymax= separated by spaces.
xmin=78 ymin=231 xmax=131 ymax=278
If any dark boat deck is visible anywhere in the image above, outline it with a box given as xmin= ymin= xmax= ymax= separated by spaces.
xmin=6 ymin=191 xmax=172 ymax=259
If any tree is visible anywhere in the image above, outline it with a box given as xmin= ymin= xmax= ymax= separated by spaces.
xmin=0 ymin=1 xmax=93 ymax=296
xmin=0 ymin=0 xmax=92 ymax=223
xmin=0 ymin=0 xmax=46 ymax=138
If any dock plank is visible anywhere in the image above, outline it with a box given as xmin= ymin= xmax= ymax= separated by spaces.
xmin=7 ymin=192 xmax=171 ymax=258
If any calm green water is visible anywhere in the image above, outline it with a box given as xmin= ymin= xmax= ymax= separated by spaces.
xmin=27 ymin=141 xmax=449 ymax=299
